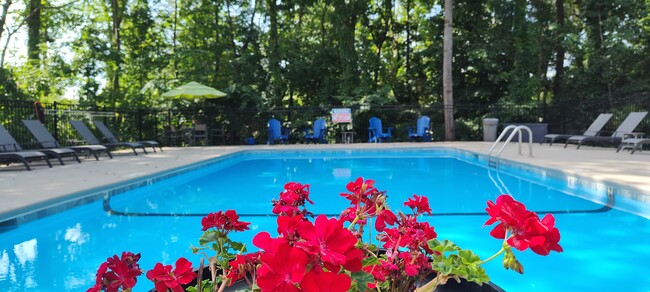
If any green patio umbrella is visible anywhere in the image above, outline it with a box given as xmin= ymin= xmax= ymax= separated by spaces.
xmin=162 ymin=81 xmax=227 ymax=99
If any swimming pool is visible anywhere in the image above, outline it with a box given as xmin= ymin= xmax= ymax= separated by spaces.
xmin=1 ymin=148 xmax=649 ymax=291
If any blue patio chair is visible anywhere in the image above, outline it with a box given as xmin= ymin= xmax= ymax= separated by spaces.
xmin=408 ymin=115 xmax=431 ymax=142
xmin=368 ymin=117 xmax=392 ymax=143
xmin=267 ymin=118 xmax=290 ymax=144
xmin=304 ymin=118 xmax=327 ymax=144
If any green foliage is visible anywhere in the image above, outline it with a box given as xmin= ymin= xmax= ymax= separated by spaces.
xmin=185 ymin=279 xmax=215 ymax=292
xmin=350 ymin=271 xmax=376 ymax=292
xmin=0 ymin=0 xmax=647 ymax=121
xmin=428 ymin=239 xmax=490 ymax=285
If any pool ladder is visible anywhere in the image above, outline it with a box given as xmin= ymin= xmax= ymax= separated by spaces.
xmin=487 ymin=125 xmax=534 ymax=168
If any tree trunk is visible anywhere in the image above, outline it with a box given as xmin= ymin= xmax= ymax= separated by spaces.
xmin=109 ymin=0 xmax=122 ymax=107
xmin=443 ymin=0 xmax=454 ymax=141
xmin=267 ymin=0 xmax=281 ymax=105
xmin=26 ymin=0 xmax=41 ymax=61
xmin=405 ymin=0 xmax=411 ymax=102
xmin=213 ymin=0 xmax=221 ymax=83
xmin=552 ymin=0 xmax=564 ymax=98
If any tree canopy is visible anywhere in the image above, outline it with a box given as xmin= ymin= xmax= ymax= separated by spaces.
xmin=0 ymin=0 xmax=648 ymax=113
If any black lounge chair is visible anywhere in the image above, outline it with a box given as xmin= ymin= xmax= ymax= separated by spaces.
xmin=70 ymin=120 xmax=148 ymax=155
xmin=22 ymin=119 xmax=113 ymax=160
xmin=0 ymin=149 xmax=52 ymax=170
xmin=0 ymin=123 xmax=72 ymax=167
xmin=565 ymin=112 xmax=648 ymax=149
xmin=93 ymin=120 xmax=162 ymax=152
xmin=542 ymin=113 xmax=613 ymax=146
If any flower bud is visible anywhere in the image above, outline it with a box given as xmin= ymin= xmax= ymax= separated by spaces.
xmin=514 ymin=259 xmax=524 ymax=274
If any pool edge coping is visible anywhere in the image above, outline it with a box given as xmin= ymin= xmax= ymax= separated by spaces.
xmin=1 ymin=145 xmax=648 ymax=227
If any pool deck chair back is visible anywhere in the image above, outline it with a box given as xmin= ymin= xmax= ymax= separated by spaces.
xmin=70 ymin=120 xmax=148 ymax=155
xmin=543 ymin=113 xmax=613 ymax=146
xmin=93 ymin=120 xmax=162 ymax=152
xmin=564 ymin=111 xmax=648 ymax=149
xmin=22 ymin=119 xmax=113 ymax=160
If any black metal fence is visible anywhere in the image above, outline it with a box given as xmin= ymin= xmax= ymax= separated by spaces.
xmin=1 ymin=93 xmax=649 ymax=148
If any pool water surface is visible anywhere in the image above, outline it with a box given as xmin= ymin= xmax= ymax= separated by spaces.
xmin=1 ymin=149 xmax=649 ymax=291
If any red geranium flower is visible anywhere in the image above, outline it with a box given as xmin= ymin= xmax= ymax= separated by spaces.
xmin=226 ymin=252 xmax=261 ymax=285
xmin=508 ymin=213 xmax=563 ymax=255
xmin=272 ymin=182 xmax=314 ymax=216
xmin=375 ymin=209 xmax=397 ymax=232
xmin=485 ymin=195 xmax=563 ymax=255
xmin=256 ymin=242 xmax=309 ymax=292
xmin=485 ymin=195 xmax=531 ymax=237
xmin=105 ymin=254 xmax=142 ymax=291
xmin=86 ymin=262 xmax=108 ymax=292
xmin=404 ymin=195 xmax=432 ymax=215
xmin=340 ymin=177 xmax=377 ymax=204
xmin=276 ymin=214 xmax=306 ymax=239
xmin=295 ymin=215 xmax=363 ymax=272
xmin=146 ymin=257 xmax=196 ymax=292
xmin=300 ymin=271 xmax=351 ymax=292
xmin=201 ymin=210 xmax=251 ymax=232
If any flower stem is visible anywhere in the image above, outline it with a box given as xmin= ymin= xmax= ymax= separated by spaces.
xmin=414 ymin=274 xmax=440 ymax=292
xmin=348 ymin=216 xmax=360 ymax=231
xmin=478 ymin=232 xmax=509 ymax=265
xmin=478 ymin=247 xmax=505 ymax=265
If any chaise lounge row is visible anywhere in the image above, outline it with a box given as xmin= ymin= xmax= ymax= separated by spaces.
xmin=0 ymin=120 xmax=162 ymax=171
xmin=542 ymin=111 xmax=649 ymax=153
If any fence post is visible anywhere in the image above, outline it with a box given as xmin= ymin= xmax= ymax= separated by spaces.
xmin=53 ymin=101 xmax=59 ymax=140
xmin=138 ymin=108 xmax=143 ymax=140
xmin=153 ymin=109 xmax=158 ymax=142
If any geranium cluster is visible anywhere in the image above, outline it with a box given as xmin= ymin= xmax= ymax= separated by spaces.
xmin=251 ymin=182 xmax=363 ymax=291
xmin=339 ymin=177 xmax=397 ymax=233
xmin=88 ymin=178 xmax=563 ymax=292
xmin=484 ymin=194 xmax=563 ymax=273
xmin=367 ymin=195 xmax=438 ymax=290
xmin=146 ymin=258 xmax=196 ymax=292
xmin=88 ymin=252 xmax=142 ymax=292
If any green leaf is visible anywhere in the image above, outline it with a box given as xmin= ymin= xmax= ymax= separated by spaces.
xmin=185 ymin=279 xmax=214 ymax=292
xmin=458 ymin=249 xmax=481 ymax=264
xmin=465 ymin=265 xmax=490 ymax=284
xmin=350 ymin=271 xmax=375 ymax=292
xmin=199 ymin=231 xmax=219 ymax=246
xmin=429 ymin=239 xmax=459 ymax=253
xmin=362 ymin=256 xmax=380 ymax=267
xmin=230 ymin=241 xmax=246 ymax=252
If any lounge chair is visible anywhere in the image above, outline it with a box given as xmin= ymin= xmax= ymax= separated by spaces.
xmin=267 ymin=118 xmax=290 ymax=144
xmin=93 ymin=120 xmax=162 ymax=152
xmin=408 ymin=115 xmax=431 ymax=142
xmin=70 ymin=120 xmax=148 ymax=155
xmin=22 ymin=119 xmax=113 ymax=160
xmin=0 ymin=148 xmax=52 ymax=171
xmin=0 ymin=123 xmax=77 ymax=166
xmin=542 ymin=113 xmax=613 ymax=145
xmin=368 ymin=117 xmax=392 ymax=143
xmin=565 ymin=112 xmax=648 ymax=149
xmin=304 ymin=118 xmax=327 ymax=144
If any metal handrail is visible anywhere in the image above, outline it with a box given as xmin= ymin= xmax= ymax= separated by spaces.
xmin=488 ymin=125 xmax=534 ymax=167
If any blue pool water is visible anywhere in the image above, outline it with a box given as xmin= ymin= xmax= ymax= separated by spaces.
xmin=1 ymin=148 xmax=649 ymax=291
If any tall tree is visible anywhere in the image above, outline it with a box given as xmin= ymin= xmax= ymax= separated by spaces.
xmin=552 ymin=0 xmax=565 ymax=98
xmin=107 ymin=0 xmax=125 ymax=107
xmin=442 ymin=0 xmax=454 ymax=140
xmin=26 ymin=0 xmax=41 ymax=60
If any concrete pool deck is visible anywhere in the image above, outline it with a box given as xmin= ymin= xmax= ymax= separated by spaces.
xmin=1 ymin=142 xmax=649 ymax=223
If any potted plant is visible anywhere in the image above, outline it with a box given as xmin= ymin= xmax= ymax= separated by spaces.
xmin=88 ymin=177 xmax=562 ymax=292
